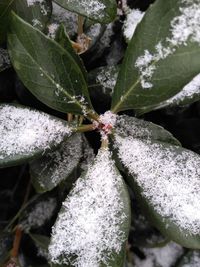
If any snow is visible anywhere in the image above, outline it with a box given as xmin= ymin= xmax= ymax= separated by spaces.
xmin=160 ymin=73 xmax=200 ymax=107
xmin=20 ymin=198 xmax=56 ymax=232
xmin=133 ymin=242 xmax=183 ymax=267
xmin=96 ymin=66 xmax=119 ymax=94
xmin=26 ymin=0 xmax=44 ymax=6
xmin=0 ymin=48 xmax=10 ymax=71
xmin=135 ymin=0 xmax=200 ymax=89
xmin=64 ymin=0 xmax=106 ymax=18
xmin=180 ymin=251 xmax=200 ymax=267
xmin=115 ymin=135 xmax=200 ymax=234
xmin=47 ymin=23 xmax=59 ymax=39
xmin=0 ymin=105 xmax=72 ymax=160
xmin=49 ymin=149 xmax=127 ymax=267
xmin=123 ymin=9 xmax=145 ymax=41
xmin=31 ymin=134 xmax=82 ymax=190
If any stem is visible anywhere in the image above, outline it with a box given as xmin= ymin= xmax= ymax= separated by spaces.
xmin=11 ymin=226 xmax=23 ymax=258
xmin=77 ymin=15 xmax=84 ymax=36
xmin=86 ymin=110 xmax=100 ymax=122
xmin=67 ymin=113 xmax=73 ymax=122
xmin=101 ymin=138 xmax=109 ymax=149
xmin=75 ymin=124 xmax=95 ymax=133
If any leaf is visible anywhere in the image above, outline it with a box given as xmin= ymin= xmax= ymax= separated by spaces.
xmin=176 ymin=250 xmax=200 ymax=267
xmin=114 ymin=115 xmax=181 ymax=146
xmin=8 ymin=12 xmax=94 ymax=115
xmin=49 ymin=148 xmax=130 ymax=267
xmin=55 ymin=24 xmax=87 ymax=80
xmin=111 ymin=0 xmax=200 ymax=113
xmin=0 ymin=104 xmax=72 ymax=168
xmin=29 ymin=233 xmax=50 ymax=251
xmin=114 ymin=134 xmax=200 ymax=248
xmin=30 ymin=134 xmax=83 ymax=193
xmin=0 ymin=0 xmax=52 ymax=44
xmin=0 ymin=48 xmax=11 ymax=72
xmin=53 ymin=0 xmax=117 ymax=24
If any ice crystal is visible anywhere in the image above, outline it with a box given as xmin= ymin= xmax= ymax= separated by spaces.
xmin=49 ymin=149 xmax=127 ymax=267
xmin=135 ymin=0 xmax=200 ymax=88
xmin=0 ymin=105 xmax=72 ymax=159
xmin=115 ymin=135 xmax=200 ymax=234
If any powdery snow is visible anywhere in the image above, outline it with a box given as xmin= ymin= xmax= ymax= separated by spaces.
xmin=0 ymin=105 xmax=72 ymax=160
xmin=20 ymin=198 xmax=56 ymax=232
xmin=115 ymin=135 xmax=200 ymax=234
xmin=96 ymin=66 xmax=119 ymax=94
xmin=123 ymin=9 xmax=145 ymax=41
xmin=180 ymin=251 xmax=200 ymax=267
xmin=135 ymin=0 xmax=200 ymax=89
xmin=49 ymin=149 xmax=127 ymax=267
xmin=26 ymin=0 xmax=44 ymax=6
xmin=47 ymin=23 xmax=59 ymax=39
xmin=31 ymin=134 xmax=82 ymax=190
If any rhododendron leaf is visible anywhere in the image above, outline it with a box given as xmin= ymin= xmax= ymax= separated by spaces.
xmin=53 ymin=0 xmax=117 ymax=24
xmin=0 ymin=104 xmax=72 ymax=168
xmin=49 ymin=149 xmax=130 ymax=266
xmin=0 ymin=0 xmax=52 ymax=44
xmin=114 ymin=135 xmax=200 ymax=248
xmin=8 ymin=12 xmax=93 ymax=115
xmin=30 ymin=134 xmax=83 ymax=193
xmin=111 ymin=0 xmax=200 ymax=114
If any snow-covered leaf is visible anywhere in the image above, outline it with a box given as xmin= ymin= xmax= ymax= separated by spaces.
xmin=0 ymin=104 xmax=72 ymax=168
xmin=0 ymin=48 xmax=11 ymax=72
xmin=0 ymin=0 xmax=52 ymax=44
xmin=29 ymin=233 xmax=50 ymax=260
xmin=115 ymin=115 xmax=181 ymax=146
xmin=114 ymin=134 xmax=200 ymax=248
xmin=8 ymin=13 xmax=93 ymax=115
xmin=53 ymin=0 xmax=117 ymax=24
xmin=20 ymin=197 xmax=57 ymax=232
xmin=111 ymin=0 xmax=200 ymax=113
xmin=49 ymin=148 xmax=130 ymax=267
xmin=30 ymin=134 xmax=83 ymax=193
xmin=177 ymin=250 xmax=200 ymax=267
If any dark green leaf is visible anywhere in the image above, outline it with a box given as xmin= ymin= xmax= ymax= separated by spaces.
xmin=114 ymin=135 xmax=200 ymax=248
xmin=29 ymin=233 xmax=50 ymax=251
xmin=49 ymin=149 xmax=130 ymax=266
xmin=53 ymin=0 xmax=117 ymax=24
xmin=30 ymin=134 xmax=83 ymax=193
xmin=176 ymin=250 xmax=200 ymax=266
xmin=55 ymin=24 xmax=87 ymax=80
xmin=0 ymin=48 xmax=11 ymax=72
xmin=111 ymin=0 xmax=200 ymax=113
xmin=8 ymin=12 xmax=93 ymax=115
xmin=114 ymin=115 xmax=181 ymax=146
xmin=0 ymin=104 xmax=72 ymax=168
xmin=0 ymin=0 xmax=52 ymax=44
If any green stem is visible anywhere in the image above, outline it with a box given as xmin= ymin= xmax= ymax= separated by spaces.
xmin=74 ymin=124 xmax=95 ymax=133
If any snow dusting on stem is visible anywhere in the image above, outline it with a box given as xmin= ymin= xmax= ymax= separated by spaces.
xmin=49 ymin=148 xmax=129 ymax=267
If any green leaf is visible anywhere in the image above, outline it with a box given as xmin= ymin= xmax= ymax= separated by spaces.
xmin=0 ymin=0 xmax=52 ymax=44
xmin=0 ymin=104 xmax=72 ymax=168
xmin=0 ymin=48 xmax=11 ymax=72
xmin=8 ymin=12 xmax=94 ymax=115
xmin=49 ymin=148 xmax=130 ymax=266
xmin=55 ymin=24 xmax=87 ymax=80
xmin=111 ymin=0 xmax=200 ymax=114
xmin=29 ymin=233 xmax=50 ymax=251
xmin=53 ymin=0 xmax=117 ymax=24
xmin=114 ymin=115 xmax=181 ymax=146
xmin=114 ymin=134 xmax=200 ymax=248
xmin=30 ymin=134 xmax=83 ymax=193
xmin=176 ymin=250 xmax=200 ymax=266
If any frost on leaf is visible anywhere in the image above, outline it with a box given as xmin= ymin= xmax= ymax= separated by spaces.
xmin=115 ymin=115 xmax=180 ymax=145
xmin=20 ymin=198 xmax=56 ymax=232
xmin=158 ymin=73 xmax=200 ymax=108
xmin=0 ymin=105 xmax=72 ymax=165
xmin=135 ymin=0 xmax=200 ymax=89
xmin=123 ymin=9 xmax=145 ymax=41
xmin=49 ymin=149 xmax=130 ymax=267
xmin=178 ymin=250 xmax=200 ymax=267
xmin=115 ymin=135 xmax=200 ymax=235
xmin=30 ymin=134 xmax=83 ymax=192
xmin=132 ymin=242 xmax=183 ymax=267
